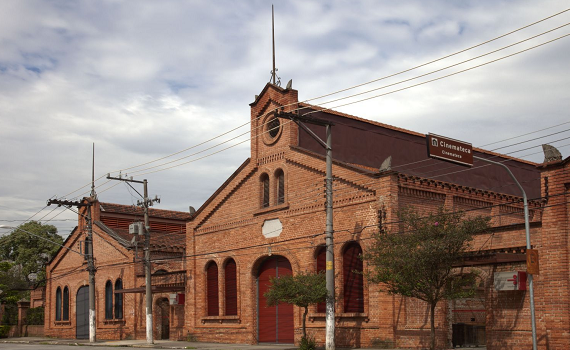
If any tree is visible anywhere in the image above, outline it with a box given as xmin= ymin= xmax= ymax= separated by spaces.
xmin=0 ymin=261 xmax=28 ymax=304
xmin=0 ymin=221 xmax=62 ymax=287
xmin=363 ymin=207 xmax=490 ymax=350
xmin=264 ymin=271 xmax=327 ymax=339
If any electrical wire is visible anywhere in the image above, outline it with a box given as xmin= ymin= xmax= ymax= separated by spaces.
xmin=54 ymin=9 xmax=570 ymax=199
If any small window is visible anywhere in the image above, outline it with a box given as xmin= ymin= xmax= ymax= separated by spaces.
xmin=207 ymin=262 xmax=219 ymax=316
xmin=225 ymin=259 xmax=237 ymax=316
xmin=55 ymin=287 xmax=62 ymax=321
xmin=275 ymin=169 xmax=285 ymax=205
xmin=114 ymin=279 xmax=123 ymax=319
xmin=105 ymin=281 xmax=113 ymax=319
xmin=261 ymin=174 xmax=270 ymax=208
xmin=62 ymin=287 xmax=69 ymax=321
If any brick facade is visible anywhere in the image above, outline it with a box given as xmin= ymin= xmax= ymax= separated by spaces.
xmin=184 ymin=83 xmax=569 ymax=349
xmin=44 ymin=201 xmax=190 ymax=340
xmin=44 ymin=83 xmax=569 ymax=349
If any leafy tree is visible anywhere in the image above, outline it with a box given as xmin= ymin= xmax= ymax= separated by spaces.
xmin=0 ymin=221 xmax=62 ymax=287
xmin=0 ymin=261 xmax=28 ymax=304
xmin=264 ymin=271 xmax=327 ymax=339
xmin=363 ymin=207 xmax=490 ymax=350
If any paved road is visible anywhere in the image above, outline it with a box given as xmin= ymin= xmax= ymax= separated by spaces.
xmin=0 ymin=344 xmax=121 ymax=350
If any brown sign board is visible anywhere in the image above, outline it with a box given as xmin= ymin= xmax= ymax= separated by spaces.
xmin=426 ymin=133 xmax=473 ymax=167
xmin=526 ymin=249 xmax=539 ymax=275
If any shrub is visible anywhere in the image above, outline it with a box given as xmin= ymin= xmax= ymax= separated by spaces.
xmin=299 ymin=336 xmax=316 ymax=350
xmin=0 ymin=325 xmax=11 ymax=338
xmin=26 ymin=307 xmax=44 ymax=325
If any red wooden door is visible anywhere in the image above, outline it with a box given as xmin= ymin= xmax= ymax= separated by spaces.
xmin=258 ymin=256 xmax=294 ymax=343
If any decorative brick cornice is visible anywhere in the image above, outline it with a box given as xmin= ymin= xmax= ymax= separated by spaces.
xmin=257 ymin=151 xmax=285 ymax=166
xmin=398 ymin=186 xmax=446 ymax=201
xmin=397 ymin=173 xmax=542 ymax=208
xmin=195 ymin=218 xmax=257 ymax=235
xmin=453 ymin=196 xmax=493 ymax=209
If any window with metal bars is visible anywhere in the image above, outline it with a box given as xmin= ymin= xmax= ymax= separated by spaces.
xmin=55 ymin=287 xmax=62 ymax=321
xmin=62 ymin=287 xmax=69 ymax=321
xmin=275 ymin=169 xmax=285 ymax=204
xmin=105 ymin=280 xmax=113 ymax=319
xmin=114 ymin=279 xmax=123 ymax=319
xmin=261 ymin=173 xmax=270 ymax=208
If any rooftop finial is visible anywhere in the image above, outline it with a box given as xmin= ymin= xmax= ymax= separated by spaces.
xmin=270 ymin=5 xmax=281 ymax=86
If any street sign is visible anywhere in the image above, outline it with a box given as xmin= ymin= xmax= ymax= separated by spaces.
xmin=426 ymin=133 xmax=473 ymax=167
xmin=526 ymin=249 xmax=539 ymax=275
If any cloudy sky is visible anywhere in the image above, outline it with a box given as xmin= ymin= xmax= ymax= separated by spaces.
xmin=0 ymin=1 xmax=568 ymax=237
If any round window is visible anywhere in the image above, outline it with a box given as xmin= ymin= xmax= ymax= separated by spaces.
xmin=267 ymin=118 xmax=280 ymax=138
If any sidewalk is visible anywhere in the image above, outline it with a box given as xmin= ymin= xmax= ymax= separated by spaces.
xmin=1 ymin=337 xmax=486 ymax=349
xmin=2 ymin=337 xmax=296 ymax=349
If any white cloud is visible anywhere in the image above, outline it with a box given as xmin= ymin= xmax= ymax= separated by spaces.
xmin=0 ymin=0 xmax=568 ymax=235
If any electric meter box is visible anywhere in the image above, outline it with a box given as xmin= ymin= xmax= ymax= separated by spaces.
xmin=494 ymin=271 xmax=527 ymax=291
xmin=128 ymin=222 xmax=143 ymax=235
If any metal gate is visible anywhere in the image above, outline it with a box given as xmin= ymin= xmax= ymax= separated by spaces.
xmin=257 ymin=256 xmax=293 ymax=343
xmin=76 ymin=286 xmax=89 ymax=339
xmin=157 ymin=298 xmax=170 ymax=340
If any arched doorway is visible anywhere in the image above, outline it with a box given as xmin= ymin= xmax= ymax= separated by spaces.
xmin=257 ymin=255 xmax=293 ymax=343
xmin=157 ymin=298 xmax=170 ymax=340
xmin=76 ymin=286 xmax=89 ymax=339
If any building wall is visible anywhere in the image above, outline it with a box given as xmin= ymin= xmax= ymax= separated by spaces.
xmin=45 ymin=224 xmax=137 ymax=340
xmin=184 ymin=83 xmax=569 ymax=349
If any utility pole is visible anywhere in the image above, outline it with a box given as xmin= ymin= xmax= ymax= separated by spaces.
xmin=275 ymin=111 xmax=335 ymax=350
xmin=47 ymin=198 xmax=95 ymax=342
xmin=106 ymin=175 xmax=160 ymax=344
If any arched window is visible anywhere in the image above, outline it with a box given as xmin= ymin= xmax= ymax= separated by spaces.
xmin=343 ymin=242 xmax=364 ymax=313
xmin=275 ymin=169 xmax=285 ymax=205
xmin=315 ymin=246 xmax=326 ymax=313
xmin=114 ymin=279 xmax=123 ymax=319
xmin=105 ymin=280 xmax=113 ymax=319
xmin=55 ymin=287 xmax=62 ymax=321
xmin=225 ymin=259 xmax=237 ymax=316
xmin=62 ymin=287 xmax=69 ymax=321
xmin=261 ymin=173 xmax=270 ymax=208
xmin=206 ymin=261 xmax=219 ymax=316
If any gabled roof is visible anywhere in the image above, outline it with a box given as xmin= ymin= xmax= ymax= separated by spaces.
xmin=100 ymin=202 xmax=192 ymax=221
xmin=95 ymin=221 xmax=185 ymax=252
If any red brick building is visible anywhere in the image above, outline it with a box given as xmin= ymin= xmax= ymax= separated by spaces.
xmin=184 ymin=83 xmax=568 ymax=349
xmin=44 ymin=83 xmax=569 ymax=349
xmin=45 ymin=201 xmax=191 ymax=340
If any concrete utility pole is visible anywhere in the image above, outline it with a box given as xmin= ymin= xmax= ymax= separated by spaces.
xmin=275 ymin=111 xmax=335 ymax=350
xmin=47 ymin=198 xmax=95 ymax=342
xmin=106 ymin=175 xmax=159 ymax=344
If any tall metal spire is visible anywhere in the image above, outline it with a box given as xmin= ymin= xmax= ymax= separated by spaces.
xmin=90 ymin=143 xmax=97 ymax=199
xmin=270 ymin=5 xmax=280 ymax=86
xmin=272 ymin=5 xmax=276 ymax=84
